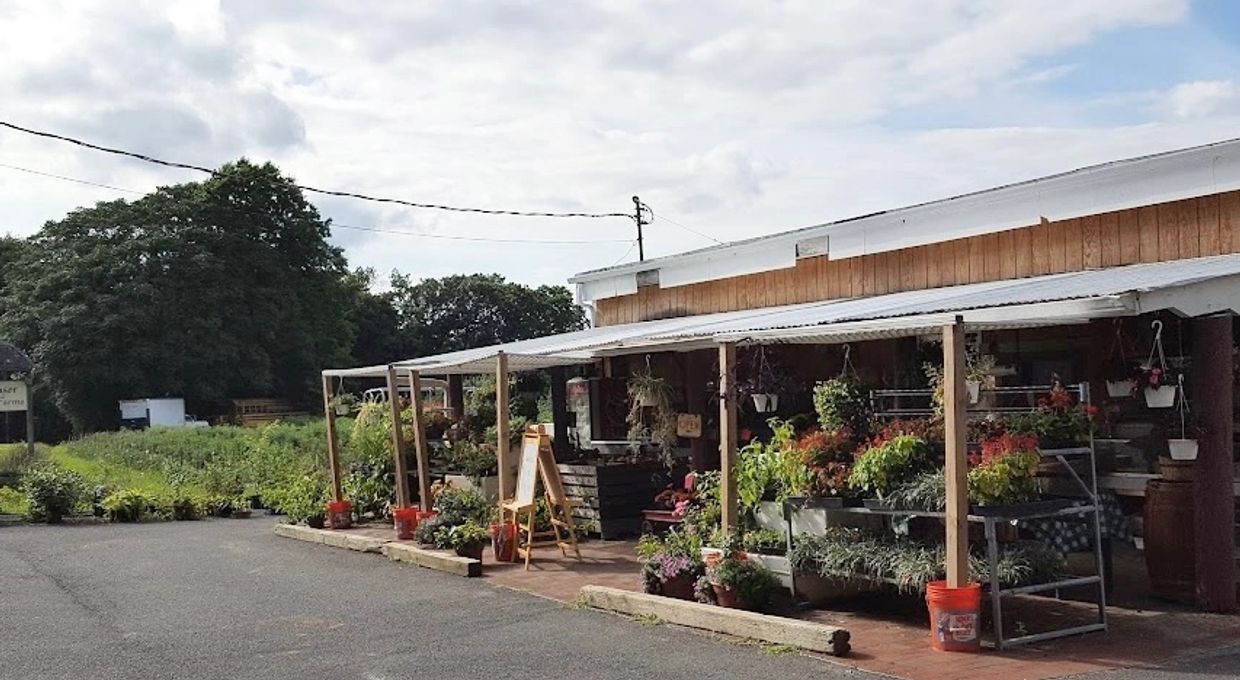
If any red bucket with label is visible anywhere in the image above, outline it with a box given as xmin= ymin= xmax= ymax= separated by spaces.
xmin=393 ymin=507 xmax=419 ymax=540
xmin=326 ymin=500 xmax=353 ymax=530
xmin=926 ymin=580 xmax=982 ymax=652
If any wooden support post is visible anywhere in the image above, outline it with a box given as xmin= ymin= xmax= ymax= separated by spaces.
xmin=550 ymin=366 xmax=570 ymax=459
xmin=386 ymin=365 xmax=412 ymax=508
xmin=718 ymin=342 xmax=739 ymax=533
xmin=24 ymin=377 xmax=35 ymax=459
xmin=1192 ymin=313 xmax=1236 ymax=612
xmin=943 ymin=317 xmax=970 ymax=588
xmin=496 ymin=352 xmax=513 ymax=503
xmin=446 ymin=374 xmax=465 ymax=420
xmin=408 ymin=370 xmax=434 ymax=512
xmin=321 ymin=374 xmax=344 ymax=502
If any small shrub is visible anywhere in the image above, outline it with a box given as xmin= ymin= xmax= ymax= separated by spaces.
xmin=203 ymin=495 xmax=235 ymax=518
xmin=433 ymin=485 xmax=492 ymax=525
xmin=21 ymin=465 xmax=88 ymax=522
xmin=711 ymin=557 xmax=782 ymax=613
xmin=414 ymin=515 xmax=450 ymax=546
xmin=848 ymin=435 xmax=931 ymax=499
xmin=102 ymin=488 xmax=151 ymax=522
xmin=169 ymin=493 xmax=203 ymax=521
xmin=741 ymin=529 xmax=787 ymax=556
xmin=279 ymin=475 xmax=329 ymax=525
xmin=445 ymin=521 xmax=489 ymax=550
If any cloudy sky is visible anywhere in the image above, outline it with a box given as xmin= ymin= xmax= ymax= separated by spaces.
xmin=2 ymin=0 xmax=1240 ymax=289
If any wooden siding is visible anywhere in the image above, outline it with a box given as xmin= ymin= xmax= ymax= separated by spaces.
xmin=594 ymin=190 xmax=1240 ymax=326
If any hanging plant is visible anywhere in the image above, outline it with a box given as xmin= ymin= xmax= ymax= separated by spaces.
xmin=1103 ymin=320 xmax=1137 ymax=398
xmin=737 ymin=346 xmax=798 ymax=414
xmin=330 ymin=392 xmax=358 ymax=416
xmin=1138 ymin=320 xmax=1177 ymax=409
xmin=627 ymin=361 xmax=679 ymax=466
xmin=1166 ymin=373 xmax=1200 ymax=461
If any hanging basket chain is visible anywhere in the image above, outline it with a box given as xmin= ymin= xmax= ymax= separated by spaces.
xmin=840 ymin=344 xmax=858 ymax=380
xmin=1146 ymin=320 xmax=1168 ymax=374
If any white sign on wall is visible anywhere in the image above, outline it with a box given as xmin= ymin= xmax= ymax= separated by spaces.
xmin=0 ymin=381 xmax=27 ymax=412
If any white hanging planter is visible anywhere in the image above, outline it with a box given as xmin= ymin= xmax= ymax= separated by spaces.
xmin=335 ymin=404 xmax=351 ymax=416
xmin=965 ymin=380 xmax=981 ymax=404
xmin=751 ymin=393 xmax=779 ymax=413
xmin=1144 ymin=385 xmax=1177 ymax=409
xmin=1106 ymin=380 xmax=1133 ymax=399
xmin=1167 ymin=439 xmax=1199 ymax=461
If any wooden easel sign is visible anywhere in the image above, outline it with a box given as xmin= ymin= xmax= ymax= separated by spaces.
xmin=502 ymin=427 xmax=580 ymax=569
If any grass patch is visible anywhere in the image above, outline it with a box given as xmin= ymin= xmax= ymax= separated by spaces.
xmin=0 ymin=486 xmax=27 ymax=515
xmin=632 ymin=613 xmax=664 ymax=626
xmin=50 ymin=447 xmax=180 ymax=496
xmin=0 ymin=443 xmax=50 ymax=475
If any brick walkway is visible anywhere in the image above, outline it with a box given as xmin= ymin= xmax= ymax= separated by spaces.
xmin=328 ymin=523 xmax=1240 ymax=680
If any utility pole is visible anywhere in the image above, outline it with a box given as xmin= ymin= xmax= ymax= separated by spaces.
xmin=632 ymin=195 xmax=649 ymax=261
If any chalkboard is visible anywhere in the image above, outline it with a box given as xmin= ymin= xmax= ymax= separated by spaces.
xmin=514 ymin=432 xmax=541 ymax=506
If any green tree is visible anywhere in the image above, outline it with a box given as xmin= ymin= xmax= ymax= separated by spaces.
xmin=389 ymin=273 xmax=586 ymax=357
xmin=342 ymin=268 xmax=408 ymax=367
xmin=0 ymin=160 xmax=354 ymax=432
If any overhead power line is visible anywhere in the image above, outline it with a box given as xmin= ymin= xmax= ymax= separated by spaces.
xmin=0 ymin=120 xmax=633 ymax=220
xmin=0 ymin=160 xmax=631 ymax=246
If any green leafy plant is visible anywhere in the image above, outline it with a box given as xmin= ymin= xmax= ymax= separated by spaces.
xmin=1005 ymin=385 xmax=1097 ymax=446
xmin=414 ymin=515 xmax=451 ymax=546
xmin=102 ymin=488 xmax=151 ymax=523
xmin=446 ymin=440 xmax=498 ymax=480
xmin=168 ymin=492 xmax=203 ymax=521
xmin=446 ymin=520 xmax=490 ymax=550
xmin=433 ymin=485 xmax=493 ymax=525
xmin=21 ymin=465 xmax=87 ymax=523
xmin=626 ymin=366 xmax=679 ymax=466
xmin=741 ymin=528 xmax=787 ymax=556
xmin=735 ymin=418 xmax=811 ymax=511
xmin=812 ymin=377 xmax=870 ymax=436
xmin=0 ymin=485 xmax=29 ymax=515
xmin=279 ymin=475 xmax=330 ymax=525
xmin=710 ymin=557 xmax=782 ymax=613
xmin=967 ymin=433 xmax=1042 ymax=506
xmin=848 ymin=435 xmax=931 ymax=499
xmin=886 ymin=471 xmax=946 ymax=511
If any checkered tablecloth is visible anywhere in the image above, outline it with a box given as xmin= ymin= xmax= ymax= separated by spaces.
xmin=1018 ymin=493 xmax=1130 ymax=554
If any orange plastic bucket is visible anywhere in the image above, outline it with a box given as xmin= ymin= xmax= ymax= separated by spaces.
xmin=393 ymin=507 xmax=419 ymax=540
xmin=326 ymin=500 xmax=352 ymax=529
xmin=925 ymin=580 xmax=982 ymax=652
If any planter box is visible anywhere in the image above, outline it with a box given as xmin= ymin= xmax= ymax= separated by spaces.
xmin=1106 ymin=380 xmax=1133 ymax=398
xmin=754 ymin=501 xmax=785 ymax=532
xmin=444 ymin=474 xmax=499 ymax=500
xmin=795 ymin=573 xmax=880 ymax=606
xmin=558 ymin=462 xmax=669 ymax=539
xmin=969 ymin=498 xmax=1075 ymax=518
xmin=1167 ymin=439 xmax=1198 ymax=461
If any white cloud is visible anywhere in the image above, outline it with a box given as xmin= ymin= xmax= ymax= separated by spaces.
xmin=0 ymin=0 xmax=1223 ymax=289
xmin=1165 ymin=80 xmax=1240 ymax=118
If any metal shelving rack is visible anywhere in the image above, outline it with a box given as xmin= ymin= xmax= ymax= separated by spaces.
xmin=831 ymin=382 xmax=1108 ymax=649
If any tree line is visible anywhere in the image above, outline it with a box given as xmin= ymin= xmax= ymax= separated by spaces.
xmin=0 ymin=160 xmax=586 ymax=436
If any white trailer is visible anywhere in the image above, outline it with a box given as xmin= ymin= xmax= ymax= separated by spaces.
xmin=119 ymin=398 xmax=203 ymax=429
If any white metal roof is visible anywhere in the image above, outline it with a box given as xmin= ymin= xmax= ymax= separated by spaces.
xmin=570 ymin=137 xmax=1240 ymax=300
xmin=324 ymin=254 xmax=1240 ymax=377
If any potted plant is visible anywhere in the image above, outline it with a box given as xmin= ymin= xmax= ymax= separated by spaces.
xmin=706 ymin=553 xmax=782 ymax=612
xmin=447 ymin=521 xmax=489 ymax=560
xmin=20 ymin=466 xmax=88 ymax=524
xmin=637 ymin=530 xmax=705 ymax=600
xmin=1005 ymin=384 xmax=1097 ymax=448
xmin=231 ymin=497 xmax=252 ymax=519
xmin=965 ymin=353 xmax=996 ymax=405
xmin=739 ymin=346 xmax=796 ymax=414
xmin=330 ymin=392 xmax=358 ymax=416
xmin=812 ymin=376 xmax=871 ymax=437
xmin=848 ymin=435 xmax=932 ymax=507
xmin=967 ymin=433 xmax=1044 ymax=513
xmin=281 ymin=476 xmax=329 ymax=528
xmin=1103 ymin=357 xmax=1136 ymax=399
xmin=627 ymin=365 xmax=679 ymax=466
xmin=1136 ymin=364 xmax=1176 ymax=408
xmin=1166 ymin=389 xmax=1200 ymax=461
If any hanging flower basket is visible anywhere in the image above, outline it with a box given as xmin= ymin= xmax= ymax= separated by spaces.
xmin=1106 ymin=380 xmax=1133 ymax=399
xmin=751 ymin=393 xmax=779 ymax=413
xmin=1167 ymin=438 xmax=1199 ymax=461
xmin=1144 ymin=385 xmax=1176 ymax=409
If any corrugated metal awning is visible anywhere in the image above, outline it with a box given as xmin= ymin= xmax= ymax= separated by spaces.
xmin=323 ymin=254 xmax=1240 ymax=376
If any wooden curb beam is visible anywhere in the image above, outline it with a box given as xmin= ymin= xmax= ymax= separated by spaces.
xmin=383 ymin=542 xmax=482 ymax=578
xmin=273 ymin=523 xmax=386 ymax=553
xmin=577 ymin=586 xmax=851 ymax=657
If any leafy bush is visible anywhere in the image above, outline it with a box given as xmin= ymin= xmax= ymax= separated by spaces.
xmin=446 ymin=441 xmax=497 ymax=480
xmin=413 ymin=515 xmax=451 ymax=547
xmin=434 ymin=485 xmax=493 ymax=525
xmin=848 ymin=435 xmax=931 ymax=499
xmin=278 ymin=475 xmax=330 ymax=525
xmin=0 ymin=443 xmax=50 ymax=475
xmin=102 ymin=488 xmax=152 ymax=522
xmin=168 ymin=492 xmax=203 ymax=521
xmin=445 ymin=521 xmax=489 ymax=550
xmin=21 ymin=465 xmax=88 ymax=522
xmin=203 ymin=495 xmax=235 ymax=518
xmin=735 ymin=418 xmax=811 ymax=510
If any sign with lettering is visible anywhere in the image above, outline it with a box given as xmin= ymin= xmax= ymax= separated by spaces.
xmin=0 ymin=381 xmax=27 ymax=412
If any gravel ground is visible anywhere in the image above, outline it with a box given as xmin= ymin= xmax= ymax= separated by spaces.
xmin=0 ymin=517 xmax=878 ymax=680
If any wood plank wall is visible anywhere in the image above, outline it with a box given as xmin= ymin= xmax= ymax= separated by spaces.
xmin=594 ymin=190 xmax=1240 ymax=326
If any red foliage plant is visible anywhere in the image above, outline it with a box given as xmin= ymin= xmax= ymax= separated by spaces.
xmin=969 ymin=432 xmax=1039 ymax=468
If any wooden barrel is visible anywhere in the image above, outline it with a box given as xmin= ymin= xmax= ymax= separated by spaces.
xmin=1143 ymin=479 xmax=1195 ymax=603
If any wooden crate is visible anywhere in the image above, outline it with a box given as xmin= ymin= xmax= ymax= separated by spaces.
xmin=557 ymin=462 xmax=668 ymax=540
